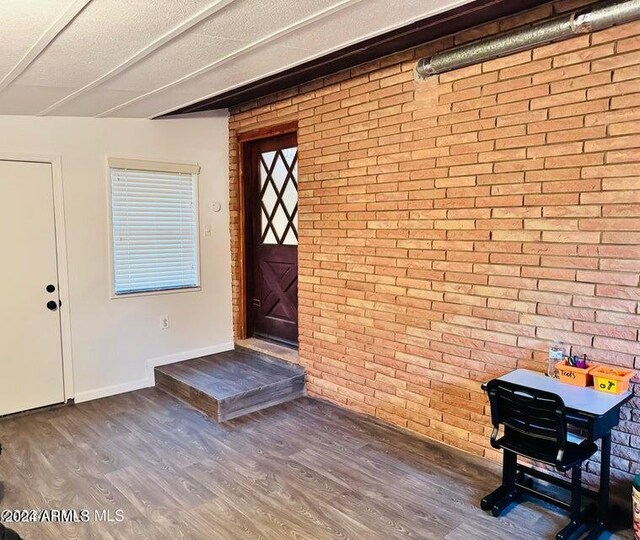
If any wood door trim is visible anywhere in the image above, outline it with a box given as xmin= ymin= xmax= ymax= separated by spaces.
xmin=238 ymin=123 xmax=298 ymax=340
xmin=238 ymin=121 xmax=298 ymax=142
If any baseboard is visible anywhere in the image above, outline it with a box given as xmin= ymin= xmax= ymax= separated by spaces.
xmin=74 ymin=377 xmax=153 ymax=404
xmin=74 ymin=342 xmax=235 ymax=404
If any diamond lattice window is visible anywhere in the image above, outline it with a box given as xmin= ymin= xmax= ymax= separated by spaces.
xmin=259 ymin=147 xmax=298 ymax=245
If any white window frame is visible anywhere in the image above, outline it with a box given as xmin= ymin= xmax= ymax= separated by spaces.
xmin=107 ymin=157 xmax=202 ymax=299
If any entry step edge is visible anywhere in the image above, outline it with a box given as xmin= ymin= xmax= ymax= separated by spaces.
xmin=235 ymin=337 xmax=300 ymax=367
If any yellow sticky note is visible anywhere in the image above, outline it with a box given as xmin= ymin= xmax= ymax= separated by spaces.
xmin=596 ymin=379 xmax=617 ymax=393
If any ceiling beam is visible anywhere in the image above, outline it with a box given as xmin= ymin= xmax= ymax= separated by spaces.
xmin=38 ymin=0 xmax=238 ymax=116
xmin=159 ymin=0 xmax=553 ymax=116
xmin=96 ymin=0 xmax=363 ymax=118
xmin=0 ymin=0 xmax=92 ymax=93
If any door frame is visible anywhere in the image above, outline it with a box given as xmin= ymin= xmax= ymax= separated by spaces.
xmin=0 ymin=153 xmax=74 ymax=402
xmin=237 ymin=121 xmax=298 ymax=342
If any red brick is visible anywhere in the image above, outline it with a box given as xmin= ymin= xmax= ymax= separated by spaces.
xmin=573 ymin=295 xmax=636 ymax=313
xmin=580 ymin=218 xmax=640 ymax=231
xmin=483 ymin=50 xmax=532 ymax=72
xmin=533 ymin=62 xmax=590 ymax=85
xmin=593 ymin=336 xmax=640 ymax=356
xmin=574 ymin=322 xmax=637 ymax=340
xmin=552 ymin=43 xmax=615 ymax=68
xmin=533 ymin=35 xmax=589 ymax=59
xmin=528 ymin=116 xmax=582 ymax=134
xmin=577 ymin=270 xmax=639 ymax=286
xmin=592 ymin=50 xmax=640 ymax=72
xmin=613 ymin=64 xmax=640 ymax=82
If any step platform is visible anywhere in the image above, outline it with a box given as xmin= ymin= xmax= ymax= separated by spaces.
xmin=155 ymin=347 xmax=305 ymax=422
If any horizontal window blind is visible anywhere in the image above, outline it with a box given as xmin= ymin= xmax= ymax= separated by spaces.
xmin=111 ymin=166 xmax=199 ymax=295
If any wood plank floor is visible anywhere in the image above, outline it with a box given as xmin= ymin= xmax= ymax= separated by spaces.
xmin=0 ymin=390 xmax=633 ymax=540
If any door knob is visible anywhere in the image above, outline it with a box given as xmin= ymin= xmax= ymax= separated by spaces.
xmin=46 ymin=284 xmax=56 ymax=293
xmin=46 ymin=300 xmax=58 ymax=311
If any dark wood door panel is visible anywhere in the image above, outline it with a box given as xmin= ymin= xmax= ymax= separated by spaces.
xmin=255 ymin=244 xmax=298 ymax=343
xmin=244 ymin=131 xmax=299 ymax=346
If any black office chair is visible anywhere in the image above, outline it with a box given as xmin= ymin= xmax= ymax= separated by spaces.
xmin=0 ymin=444 xmax=22 ymax=540
xmin=481 ymin=380 xmax=598 ymax=540
xmin=0 ymin=524 xmax=22 ymax=540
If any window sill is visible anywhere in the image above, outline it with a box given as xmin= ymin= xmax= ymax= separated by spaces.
xmin=110 ymin=286 xmax=201 ymax=300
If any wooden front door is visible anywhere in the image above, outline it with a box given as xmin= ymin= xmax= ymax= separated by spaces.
xmin=244 ymin=132 xmax=298 ymax=346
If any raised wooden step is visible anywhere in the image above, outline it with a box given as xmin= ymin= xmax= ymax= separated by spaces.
xmin=154 ymin=349 xmax=305 ymax=422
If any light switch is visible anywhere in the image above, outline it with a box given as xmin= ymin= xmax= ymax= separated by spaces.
xmin=204 ymin=224 xmax=212 ymax=236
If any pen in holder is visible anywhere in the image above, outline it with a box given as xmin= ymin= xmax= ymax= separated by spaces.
xmin=555 ymin=354 xmax=598 ymax=387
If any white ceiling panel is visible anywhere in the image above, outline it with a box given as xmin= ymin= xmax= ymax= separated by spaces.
xmin=101 ymin=34 xmax=247 ymax=93
xmin=101 ymin=0 xmax=336 ymax=94
xmin=0 ymin=0 xmax=74 ymax=80
xmin=108 ymin=44 xmax=313 ymax=118
xmin=46 ymin=87 xmax=143 ymax=117
xmin=106 ymin=89 xmax=211 ymax=119
xmin=193 ymin=0 xmax=336 ymax=40
xmin=282 ymin=0 xmax=471 ymax=53
xmin=17 ymin=0 xmax=214 ymax=88
xmin=0 ymin=0 xmax=473 ymax=118
xmin=158 ymin=43 xmax=317 ymax=100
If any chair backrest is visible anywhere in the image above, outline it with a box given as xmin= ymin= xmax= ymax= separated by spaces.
xmin=486 ymin=379 xmax=567 ymax=457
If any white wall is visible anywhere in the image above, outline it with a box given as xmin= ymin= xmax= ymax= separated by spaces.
xmin=0 ymin=114 xmax=233 ymax=402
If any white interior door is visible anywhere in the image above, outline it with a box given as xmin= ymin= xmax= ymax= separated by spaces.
xmin=0 ymin=160 xmax=65 ymax=416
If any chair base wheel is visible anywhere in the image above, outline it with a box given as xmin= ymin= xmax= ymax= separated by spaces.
xmin=556 ymin=520 xmax=581 ymax=540
xmin=491 ymin=492 xmax=516 ymax=517
xmin=583 ymin=522 xmax=606 ymax=540
xmin=481 ymin=485 xmax=507 ymax=511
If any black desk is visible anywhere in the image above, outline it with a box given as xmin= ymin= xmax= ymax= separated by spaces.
xmin=493 ymin=369 xmax=633 ymax=539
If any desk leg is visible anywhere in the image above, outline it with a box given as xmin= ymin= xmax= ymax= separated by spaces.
xmin=585 ymin=432 xmax=611 ymax=540
xmin=484 ymin=450 xmax=518 ymax=517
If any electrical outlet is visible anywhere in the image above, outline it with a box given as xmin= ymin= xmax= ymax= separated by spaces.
xmin=161 ymin=316 xmax=170 ymax=330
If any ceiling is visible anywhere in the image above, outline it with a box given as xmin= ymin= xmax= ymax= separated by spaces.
xmin=0 ymin=0 xmax=473 ymax=119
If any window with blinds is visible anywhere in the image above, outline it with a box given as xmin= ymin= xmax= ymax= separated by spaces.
xmin=109 ymin=158 xmax=200 ymax=296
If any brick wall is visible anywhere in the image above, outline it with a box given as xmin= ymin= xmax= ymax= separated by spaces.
xmin=229 ymin=0 xmax=640 ymax=488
